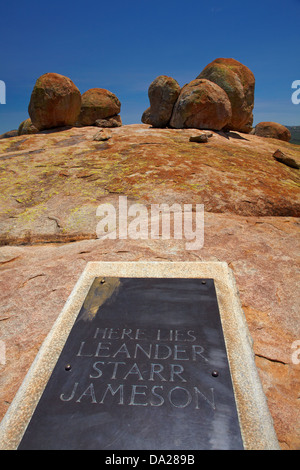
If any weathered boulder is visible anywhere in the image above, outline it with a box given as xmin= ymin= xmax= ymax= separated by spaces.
xmin=141 ymin=75 xmax=181 ymax=127
xmin=95 ymin=115 xmax=122 ymax=128
xmin=197 ymin=58 xmax=255 ymax=133
xmin=254 ymin=122 xmax=291 ymax=142
xmin=78 ymin=88 xmax=121 ymax=126
xmin=28 ymin=73 xmax=81 ymax=131
xmin=18 ymin=118 xmax=39 ymax=136
xmin=170 ymin=79 xmax=232 ymax=130
xmin=0 ymin=130 xmax=18 ymax=139
xmin=93 ymin=129 xmax=112 ymax=141
xmin=273 ymin=149 xmax=299 ymax=169
xmin=189 ymin=133 xmax=209 ymax=143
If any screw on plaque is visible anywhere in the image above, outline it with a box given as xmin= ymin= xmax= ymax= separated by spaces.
xmin=101 ymin=279 xmax=105 ymax=284
xmin=202 ymin=280 xmax=206 ymax=284
xmin=211 ymin=370 xmax=219 ymax=377
xmin=65 ymin=364 xmax=72 ymax=371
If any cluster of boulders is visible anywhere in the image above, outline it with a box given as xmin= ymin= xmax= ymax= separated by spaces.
xmin=142 ymin=58 xmax=255 ymax=133
xmin=1 ymin=64 xmax=292 ymax=144
xmin=18 ymin=72 xmax=122 ymax=135
xmin=141 ymin=58 xmax=291 ymax=142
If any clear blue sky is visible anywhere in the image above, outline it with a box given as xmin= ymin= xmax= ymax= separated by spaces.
xmin=0 ymin=0 xmax=299 ymax=134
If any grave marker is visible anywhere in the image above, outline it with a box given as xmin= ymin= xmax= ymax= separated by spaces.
xmin=0 ymin=262 xmax=280 ymax=450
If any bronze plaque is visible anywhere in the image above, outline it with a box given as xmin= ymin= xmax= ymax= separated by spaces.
xmin=18 ymin=278 xmax=243 ymax=450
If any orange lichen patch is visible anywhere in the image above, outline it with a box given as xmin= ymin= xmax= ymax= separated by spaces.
xmin=0 ymin=125 xmax=299 ymax=245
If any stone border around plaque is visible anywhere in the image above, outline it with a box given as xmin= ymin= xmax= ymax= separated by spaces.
xmin=0 ymin=261 xmax=280 ymax=450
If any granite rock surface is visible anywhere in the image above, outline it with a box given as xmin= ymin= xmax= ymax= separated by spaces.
xmin=0 ymin=124 xmax=299 ymax=449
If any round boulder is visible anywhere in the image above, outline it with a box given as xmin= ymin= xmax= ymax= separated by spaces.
xmin=18 ymin=118 xmax=39 ymax=135
xmin=28 ymin=73 xmax=81 ymax=131
xmin=197 ymin=58 xmax=255 ymax=133
xmin=169 ymin=79 xmax=232 ymax=131
xmin=141 ymin=75 xmax=181 ymax=127
xmin=254 ymin=122 xmax=291 ymax=142
xmin=78 ymin=88 xmax=121 ymax=126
